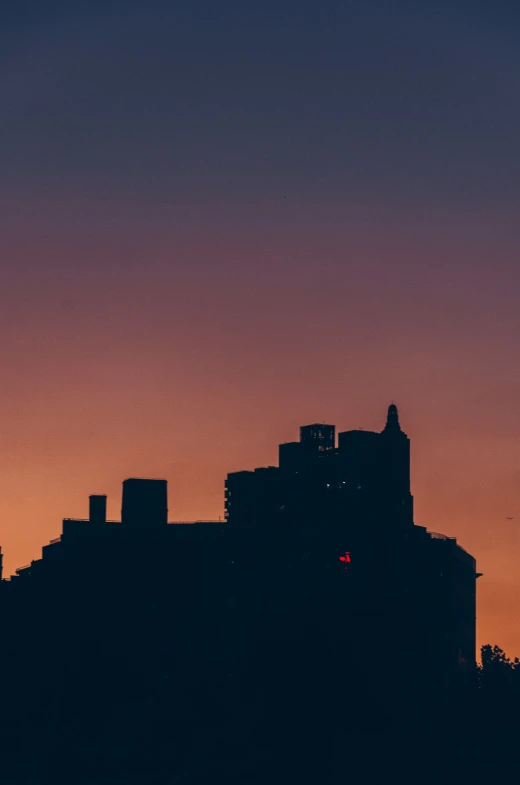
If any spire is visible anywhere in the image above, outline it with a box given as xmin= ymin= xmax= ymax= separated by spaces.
xmin=384 ymin=403 xmax=401 ymax=432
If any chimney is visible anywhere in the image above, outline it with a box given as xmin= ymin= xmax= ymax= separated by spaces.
xmin=121 ymin=479 xmax=168 ymax=527
xmin=89 ymin=495 xmax=107 ymax=524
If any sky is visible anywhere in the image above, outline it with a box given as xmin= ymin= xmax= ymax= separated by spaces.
xmin=1 ymin=0 xmax=520 ymax=655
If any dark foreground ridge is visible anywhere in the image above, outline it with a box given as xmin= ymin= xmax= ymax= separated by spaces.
xmin=0 ymin=406 xmax=512 ymax=784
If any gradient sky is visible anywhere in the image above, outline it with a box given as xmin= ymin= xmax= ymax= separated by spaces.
xmin=1 ymin=0 xmax=520 ymax=656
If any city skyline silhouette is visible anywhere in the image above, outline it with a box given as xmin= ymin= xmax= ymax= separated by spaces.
xmin=1 ymin=6 xmax=520 ymax=781
xmin=1 ymin=396 xmax=517 ymax=658
xmin=1 ymin=403 xmax=488 ymax=783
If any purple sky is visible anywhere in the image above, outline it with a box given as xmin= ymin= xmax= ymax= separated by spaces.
xmin=1 ymin=0 xmax=520 ymax=655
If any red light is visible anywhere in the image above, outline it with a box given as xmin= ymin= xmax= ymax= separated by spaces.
xmin=339 ymin=552 xmax=351 ymax=563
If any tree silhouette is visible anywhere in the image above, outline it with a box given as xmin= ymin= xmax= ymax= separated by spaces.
xmin=477 ymin=644 xmax=520 ymax=726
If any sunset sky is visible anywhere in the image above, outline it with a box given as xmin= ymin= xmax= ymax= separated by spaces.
xmin=1 ymin=0 xmax=520 ymax=655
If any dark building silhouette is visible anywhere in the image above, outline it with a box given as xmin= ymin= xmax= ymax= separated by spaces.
xmin=0 ymin=406 xmax=479 ymax=783
xmin=226 ymin=404 xmax=413 ymax=527
xmin=121 ymin=477 xmax=168 ymax=527
xmin=89 ymin=493 xmax=107 ymax=524
xmin=224 ymin=405 xmax=476 ymax=696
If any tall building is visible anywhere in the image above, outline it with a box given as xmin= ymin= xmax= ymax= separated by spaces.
xmin=0 ymin=407 xmax=479 ymax=782
xmin=225 ymin=404 xmax=413 ymax=528
xmin=224 ymin=404 xmax=477 ymax=701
